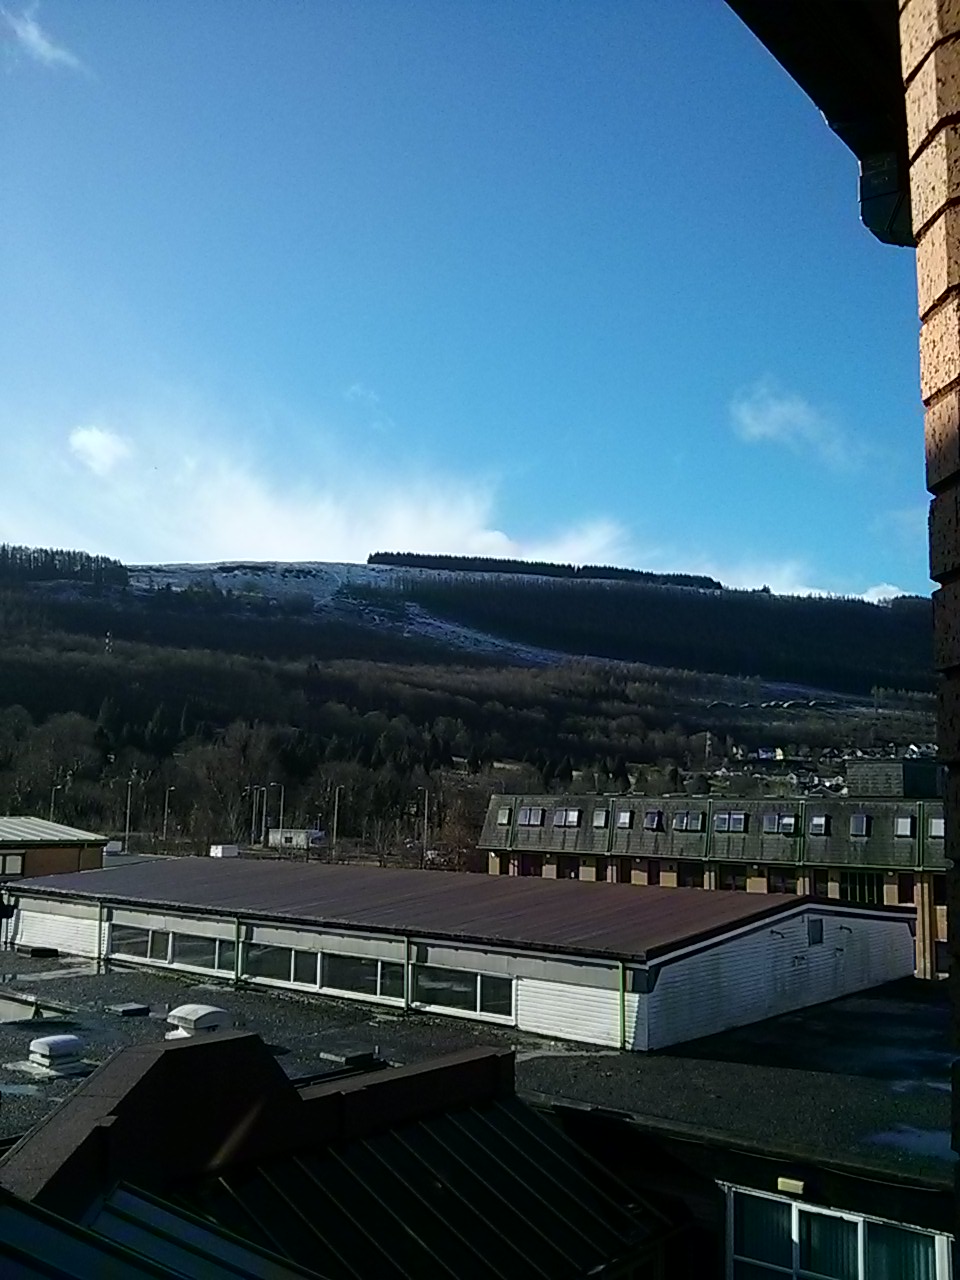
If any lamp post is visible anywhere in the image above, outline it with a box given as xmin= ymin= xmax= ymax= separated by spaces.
xmin=162 ymin=786 xmax=175 ymax=846
xmin=259 ymin=785 xmax=268 ymax=844
xmin=124 ymin=779 xmax=133 ymax=853
xmin=48 ymin=784 xmax=62 ymax=823
xmin=419 ymin=786 xmax=429 ymax=869
xmin=331 ymin=784 xmax=343 ymax=860
xmin=271 ymin=782 xmax=285 ymax=855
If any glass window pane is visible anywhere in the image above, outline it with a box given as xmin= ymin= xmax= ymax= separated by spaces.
xmin=110 ymin=924 xmax=149 ymax=957
xmin=292 ymin=950 xmax=317 ymax=986
xmin=799 ymin=1210 xmax=857 ymax=1279
xmin=379 ymin=961 xmax=404 ymax=999
xmin=322 ymin=952 xmax=379 ymax=994
xmin=244 ymin=943 xmax=292 ymax=981
xmin=733 ymin=1193 xmax=791 ymax=1267
xmin=413 ymin=964 xmax=477 ymax=1011
xmin=170 ymin=933 xmax=217 ymax=969
xmin=149 ymin=930 xmax=170 ymax=962
xmin=865 ymin=1222 xmax=936 ymax=1280
xmin=478 ymin=974 xmax=513 ymax=1017
xmin=216 ymin=939 xmax=236 ymax=972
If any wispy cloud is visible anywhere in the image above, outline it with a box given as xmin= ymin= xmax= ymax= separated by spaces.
xmin=344 ymin=383 xmax=381 ymax=409
xmin=68 ymin=425 xmax=131 ymax=477
xmin=1 ymin=3 xmax=85 ymax=73
xmin=730 ymin=380 xmax=862 ymax=469
xmin=0 ymin=410 xmax=633 ymax=568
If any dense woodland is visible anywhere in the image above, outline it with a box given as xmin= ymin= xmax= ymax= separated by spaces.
xmin=367 ymin=551 xmax=722 ymax=590
xmin=0 ymin=547 xmax=936 ymax=854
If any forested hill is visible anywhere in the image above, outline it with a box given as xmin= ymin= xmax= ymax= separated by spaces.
xmin=1 ymin=547 xmax=934 ymax=695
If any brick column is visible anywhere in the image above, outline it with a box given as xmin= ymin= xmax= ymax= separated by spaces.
xmin=899 ymin=0 xmax=960 ymax=1182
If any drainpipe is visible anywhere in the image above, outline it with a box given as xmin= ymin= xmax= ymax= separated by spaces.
xmin=618 ymin=961 xmax=626 ymax=1050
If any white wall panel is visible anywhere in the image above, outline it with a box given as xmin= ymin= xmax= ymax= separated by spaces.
xmin=516 ymin=978 xmax=620 ymax=1047
xmin=647 ymin=909 xmax=915 ymax=1050
xmin=13 ymin=909 xmax=105 ymax=959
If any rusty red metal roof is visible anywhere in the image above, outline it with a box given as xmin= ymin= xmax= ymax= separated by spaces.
xmin=13 ymin=858 xmax=805 ymax=961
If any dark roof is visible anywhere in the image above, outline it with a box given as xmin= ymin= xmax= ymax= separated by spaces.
xmin=0 ymin=1181 xmax=316 ymax=1279
xmin=725 ymin=0 xmax=911 ymax=245
xmin=14 ymin=857 xmax=809 ymax=961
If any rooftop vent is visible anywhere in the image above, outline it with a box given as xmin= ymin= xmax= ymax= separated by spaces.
xmin=26 ymin=1034 xmax=88 ymax=1076
xmin=165 ymin=1004 xmax=232 ymax=1040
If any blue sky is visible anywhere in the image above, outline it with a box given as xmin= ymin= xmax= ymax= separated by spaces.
xmin=0 ymin=1 xmax=928 ymax=597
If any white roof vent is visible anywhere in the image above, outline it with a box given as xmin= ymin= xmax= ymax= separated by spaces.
xmin=26 ymin=1034 xmax=88 ymax=1076
xmin=165 ymin=1004 xmax=232 ymax=1040
xmin=209 ymin=844 xmax=239 ymax=858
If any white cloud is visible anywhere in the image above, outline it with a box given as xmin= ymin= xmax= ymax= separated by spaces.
xmin=344 ymin=383 xmax=381 ymax=409
xmin=1 ymin=4 xmax=85 ymax=72
xmin=730 ymin=380 xmax=861 ymax=469
xmin=2 ymin=412 xmax=633 ymax=568
xmin=68 ymin=425 xmax=132 ymax=477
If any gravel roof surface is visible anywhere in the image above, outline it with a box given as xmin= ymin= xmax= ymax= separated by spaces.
xmin=0 ymin=958 xmax=949 ymax=1186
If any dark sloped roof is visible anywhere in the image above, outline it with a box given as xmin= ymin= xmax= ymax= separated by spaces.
xmin=183 ymin=1096 xmax=661 ymax=1280
xmin=14 ymin=857 xmax=806 ymax=961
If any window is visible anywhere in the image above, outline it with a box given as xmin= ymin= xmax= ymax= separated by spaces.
xmin=322 ymin=952 xmax=379 ymax=996
xmin=552 ymin=808 xmax=581 ymax=828
xmin=592 ymin=809 xmax=609 ymax=829
xmin=643 ymin=810 xmax=663 ymax=831
xmin=718 ymin=864 xmax=746 ymax=891
xmin=728 ymin=1188 xmax=946 ymax=1280
xmin=767 ymin=867 xmax=797 ymax=894
xmin=149 ymin=931 xmax=170 ymax=963
xmin=292 ymin=949 xmax=317 ymax=985
xmin=808 ymin=917 xmax=823 ymax=946
xmin=244 ymin=943 xmax=292 ymax=981
xmin=1 ymin=854 xmax=23 ymax=875
xmin=677 ymin=861 xmax=704 ymax=888
xmin=894 ymin=815 xmax=916 ymax=838
xmin=556 ymin=855 xmax=580 ymax=879
xmin=849 ymin=814 xmax=871 ymax=837
xmin=838 ymin=871 xmax=883 ymax=906
xmin=809 ymin=815 xmax=830 ymax=836
xmin=496 ymin=806 xmax=511 ymax=826
xmin=778 ymin=814 xmax=797 ymax=835
xmin=171 ymin=933 xmax=217 ymax=969
xmin=646 ymin=859 xmax=660 ymax=885
xmin=216 ymin=939 xmax=236 ymax=972
xmin=616 ymin=810 xmax=633 ymax=829
xmin=761 ymin=812 xmax=780 ymax=835
xmin=929 ymin=816 xmax=945 ymax=838
xmin=413 ymin=965 xmax=513 ymax=1020
xmin=110 ymin=924 xmax=149 ymax=957
xmin=934 ymin=874 xmax=947 ymax=906
xmin=897 ymin=874 xmax=915 ymax=905
xmin=517 ymin=807 xmax=544 ymax=827
xmin=673 ymin=810 xmax=705 ymax=832
xmin=380 ymin=961 xmax=404 ymax=999
xmin=715 ymin=812 xmax=747 ymax=833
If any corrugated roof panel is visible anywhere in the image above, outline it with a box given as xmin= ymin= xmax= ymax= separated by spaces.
xmin=14 ymin=857 xmax=801 ymax=961
xmin=0 ymin=817 xmax=105 ymax=846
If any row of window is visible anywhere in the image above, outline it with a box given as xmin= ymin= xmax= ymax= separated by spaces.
xmin=501 ymin=805 xmax=944 ymax=839
xmin=729 ymin=1188 xmax=949 ymax=1280
xmin=108 ymin=925 xmax=515 ymax=1018
xmin=497 ymin=855 xmax=947 ymax=906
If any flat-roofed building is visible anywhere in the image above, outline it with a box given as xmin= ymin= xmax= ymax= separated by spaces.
xmin=482 ymin=775 xmax=948 ymax=979
xmin=4 ymin=857 xmax=915 ymax=1052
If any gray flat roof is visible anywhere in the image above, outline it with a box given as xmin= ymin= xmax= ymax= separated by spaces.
xmin=12 ymin=857 xmax=824 ymax=962
xmin=0 ymin=817 xmax=105 ymax=847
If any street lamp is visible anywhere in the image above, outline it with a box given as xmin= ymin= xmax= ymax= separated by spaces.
xmin=331 ymin=784 xmax=343 ymax=860
xmin=48 ymin=784 xmax=62 ymax=823
xmin=419 ymin=786 xmax=429 ymax=869
xmin=270 ymin=782 xmax=285 ymax=855
xmin=124 ymin=779 xmax=133 ymax=853
xmin=162 ymin=786 xmax=175 ymax=845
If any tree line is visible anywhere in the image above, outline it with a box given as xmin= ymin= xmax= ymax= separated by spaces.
xmin=0 ymin=544 xmax=127 ymax=587
xmin=367 ymin=551 xmax=722 ymax=590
